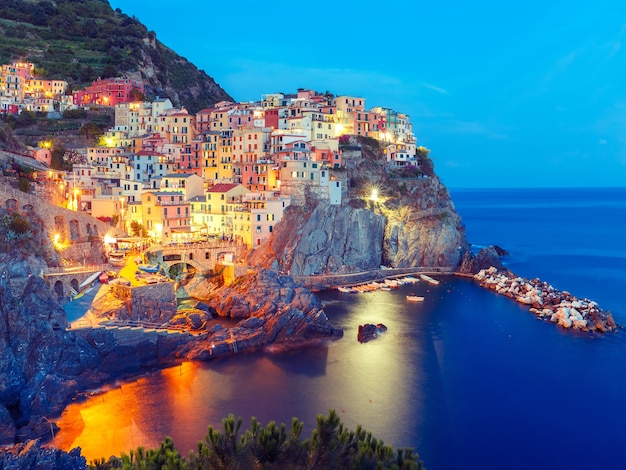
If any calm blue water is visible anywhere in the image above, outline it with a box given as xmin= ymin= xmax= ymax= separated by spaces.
xmin=53 ymin=188 xmax=626 ymax=469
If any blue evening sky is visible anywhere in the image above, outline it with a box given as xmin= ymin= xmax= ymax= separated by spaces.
xmin=109 ymin=0 xmax=625 ymax=188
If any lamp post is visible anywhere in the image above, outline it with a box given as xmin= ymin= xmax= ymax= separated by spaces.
xmin=119 ymin=196 xmax=125 ymax=232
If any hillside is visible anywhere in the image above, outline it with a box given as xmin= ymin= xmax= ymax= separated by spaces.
xmin=0 ymin=0 xmax=232 ymax=112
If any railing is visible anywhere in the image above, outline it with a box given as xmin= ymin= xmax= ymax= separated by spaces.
xmin=150 ymin=239 xmax=244 ymax=251
xmin=43 ymin=264 xmax=109 ymax=275
xmin=154 ymin=199 xmax=186 ymax=206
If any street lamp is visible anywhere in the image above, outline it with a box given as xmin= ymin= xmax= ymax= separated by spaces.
xmin=119 ymin=197 xmax=126 ymax=231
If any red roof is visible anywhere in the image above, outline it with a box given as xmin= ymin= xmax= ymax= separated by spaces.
xmin=207 ymin=183 xmax=240 ymax=193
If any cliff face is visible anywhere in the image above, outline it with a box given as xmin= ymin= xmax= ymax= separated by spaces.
xmin=254 ymin=203 xmax=386 ymax=276
xmin=0 ymin=276 xmax=100 ymax=445
xmin=249 ymin=137 xmax=468 ymax=276
xmin=0 ymin=275 xmax=192 ymax=445
xmin=382 ymin=177 xmax=467 ymax=268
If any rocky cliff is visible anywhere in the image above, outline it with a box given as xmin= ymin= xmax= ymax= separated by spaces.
xmin=0 ymin=276 xmax=100 ymax=445
xmin=249 ymin=137 xmax=469 ymax=276
xmin=0 ymin=275 xmax=192 ymax=445
xmin=180 ymin=269 xmax=343 ymax=360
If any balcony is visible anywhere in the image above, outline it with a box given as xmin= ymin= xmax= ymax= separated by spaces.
xmin=155 ymin=199 xmax=187 ymax=206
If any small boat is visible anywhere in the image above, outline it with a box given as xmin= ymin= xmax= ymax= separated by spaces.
xmin=72 ymin=290 xmax=86 ymax=300
xmin=420 ymin=274 xmax=440 ymax=285
xmin=137 ymin=264 xmax=159 ymax=273
xmin=109 ymin=251 xmax=126 ymax=267
xmin=79 ymin=271 xmax=102 ymax=289
xmin=110 ymin=276 xmax=131 ymax=286
xmin=406 ymin=295 xmax=425 ymax=302
xmin=73 ymin=285 xmax=93 ymax=300
xmin=337 ymin=286 xmax=352 ymax=293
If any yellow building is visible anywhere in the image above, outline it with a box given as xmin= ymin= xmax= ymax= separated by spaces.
xmin=202 ymin=183 xmax=247 ymax=236
xmin=157 ymin=109 xmax=196 ymax=145
xmin=141 ymin=191 xmax=191 ymax=242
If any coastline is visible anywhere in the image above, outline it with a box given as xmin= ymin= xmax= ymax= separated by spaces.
xmin=295 ymin=266 xmax=617 ymax=334
xmin=8 ymin=260 xmax=618 ymax=451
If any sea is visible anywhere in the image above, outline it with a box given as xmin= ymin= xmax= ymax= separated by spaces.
xmin=51 ymin=187 xmax=626 ymax=469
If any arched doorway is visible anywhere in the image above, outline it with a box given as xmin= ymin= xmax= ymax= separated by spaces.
xmin=54 ymin=280 xmax=64 ymax=299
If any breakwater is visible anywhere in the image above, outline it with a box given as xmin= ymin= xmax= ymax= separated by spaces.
xmin=474 ymin=266 xmax=617 ymax=332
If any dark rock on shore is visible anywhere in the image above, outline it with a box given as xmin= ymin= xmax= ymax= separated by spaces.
xmin=458 ymin=245 xmax=505 ymax=274
xmin=0 ymin=276 xmax=100 ymax=445
xmin=0 ymin=276 xmax=192 ymax=445
xmin=493 ymin=245 xmax=509 ymax=257
xmin=180 ymin=269 xmax=343 ymax=360
xmin=358 ymin=323 xmax=388 ymax=343
xmin=0 ymin=439 xmax=86 ymax=469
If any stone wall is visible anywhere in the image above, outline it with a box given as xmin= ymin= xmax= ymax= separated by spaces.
xmin=111 ymin=281 xmax=176 ymax=324
xmin=110 ymin=284 xmax=132 ymax=300
xmin=0 ymin=179 xmax=124 ymax=246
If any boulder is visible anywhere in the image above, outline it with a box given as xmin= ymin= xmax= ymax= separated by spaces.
xmin=180 ymin=269 xmax=343 ymax=359
xmin=358 ymin=323 xmax=387 ymax=343
xmin=0 ymin=439 xmax=86 ymax=469
xmin=458 ymin=246 xmax=505 ymax=274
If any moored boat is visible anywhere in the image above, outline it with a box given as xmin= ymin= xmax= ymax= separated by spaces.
xmin=79 ymin=271 xmax=102 ymax=289
xmin=137 ymin=264 xmax=159 ymax=273
xmin=72 ymin=285 xmax=94 ymax=300
xmin=420 ymin=274 xmax=440 ymax=285
xmin=108 ymin=251 xmax=126 ymax=267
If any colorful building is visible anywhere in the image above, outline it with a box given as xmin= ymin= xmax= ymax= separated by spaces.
xmin=73 ymin=77 xmax=145 ymax=107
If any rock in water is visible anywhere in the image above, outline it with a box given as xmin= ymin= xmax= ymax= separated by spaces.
xmin=458 ymin=245 xmax=505 ymax=274
xmin=358 ymin=323 xmax=388 ymax=343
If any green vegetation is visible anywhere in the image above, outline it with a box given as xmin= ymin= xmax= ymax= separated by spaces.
xmin=17 ymin=176 xmax=30 ymax=193
xmin=89 ymin=410 xmax=424 ymax=469
xmin=0 ymin=210 xmax=56 ymax=263
xmin=416 ymin=147 xmax=434 ymax=178
xmin=0 ymin=0 xmax=232 ymax=112
xmin=130 ymin=221 xmax=148 ymax=238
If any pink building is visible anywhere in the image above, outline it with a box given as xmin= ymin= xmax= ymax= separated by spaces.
xmin=195 ymin=107 xmax=215 ymax=133
xmin=73 ymin=78 xmax=145 ymax=107
xmin=31 ymin=147 xmax=52 ymax=166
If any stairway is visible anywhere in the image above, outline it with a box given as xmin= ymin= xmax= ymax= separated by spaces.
xmin=74 ymin=324 xmax=191 ymax=346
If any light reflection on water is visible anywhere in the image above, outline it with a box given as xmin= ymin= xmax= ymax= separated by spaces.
xmin=51 ymin=276 xmax=626 ymax=470
xmin=51 ymin=283 xmax=440 ymax=463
